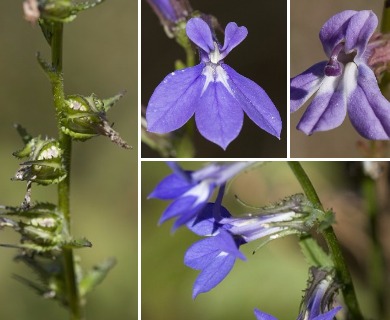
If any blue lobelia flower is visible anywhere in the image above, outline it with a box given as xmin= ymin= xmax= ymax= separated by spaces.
xmin=291 ymin=10 xmax=390 ymax=139
xmin=254 ymin=267 xmax=342 ymax=320
xmin=146 ymin=17 xmax=282 ymax=149
xmin=149 ymin=161 xmax=254 ymax=230
xmin=184 ymin=195 xmax=315 ymax=298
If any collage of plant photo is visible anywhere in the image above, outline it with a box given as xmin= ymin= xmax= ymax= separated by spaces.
xmin=1 ymin=0 xmax=390 ymax=320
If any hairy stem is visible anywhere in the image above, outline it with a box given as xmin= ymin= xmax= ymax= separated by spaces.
xmin=288 ymin=162 xmax=364 ymax=320
xmin=51 ymin=22 xmax=83 ymax=320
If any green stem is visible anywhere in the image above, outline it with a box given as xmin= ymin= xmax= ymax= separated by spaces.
xmin=288 ymin=162 xmax=364 ymax=320
xmin=51 ymin=22 xmax=83 ymax=320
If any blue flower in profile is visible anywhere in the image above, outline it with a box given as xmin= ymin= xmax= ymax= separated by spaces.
xmin=149 ymin=161 xmax=254 ymax=230
xmin=184 ymin=195 xmax=314 ymax=298
xmin=146 ymin=17 xmax=282 ymax=149
xmin=291 ymin=10 xmax=390 ymax=139
xmin=254 ymin=267 xmax=342 ymax=320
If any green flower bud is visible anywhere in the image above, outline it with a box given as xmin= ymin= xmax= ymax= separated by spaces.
xmin=13 ymin=125 xmax=66 ymax=185
xmin=61 ymin=93 xmax=130 ymax=149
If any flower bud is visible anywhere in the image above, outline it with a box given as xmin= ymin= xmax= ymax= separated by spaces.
xmin=13 ymin=127 xmax=66 ymax=185
xmin=61 ymin=93 xmax=130 ymax=149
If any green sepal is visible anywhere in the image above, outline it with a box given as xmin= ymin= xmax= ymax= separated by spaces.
xmin=14 ymin=253 xmax=67 ymax=303
xmin=79 ymin=257 xmax=116 ymax=296
xmin=12 ymin=133 xmax=66 ymax=185
xmin=0 ymin=202 xmax=58 ymax=221
xmin=62 ymin=237 xmax=92 ymax=249
xmin=37 ymin=0 xmax=106 ymax=24
xmin=299 ymin=237 xmax=333 ymax=267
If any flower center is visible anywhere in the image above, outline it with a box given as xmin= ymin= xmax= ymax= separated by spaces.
xmin=209 ymin=42 xmax=223 ymax=64
xmin=324 ymin=42 xmax=357 ymax=77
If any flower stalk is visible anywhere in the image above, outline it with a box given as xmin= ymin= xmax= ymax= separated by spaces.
xmin=50 ymin=21 xmax=83 ymax=320
xmin=288 ymin=161 xmax=363 ymax=320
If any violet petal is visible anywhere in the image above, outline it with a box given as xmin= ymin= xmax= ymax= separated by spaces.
xmin=290 ymin=61 xmax=327 ymax=112
xmin=195 ymin=80 xmax=244 ymax=149
xmin=220 ymin=22 xmax=248 ymax=58
xmin=224 ymin=64 xmax=282 ymax=139
xmin=319 ymin=10 xmax=356 ymax=57
xmin=345 ymin=10 xmax=377 ymax=57
xmin=297 ymin=75 xmax=346 ymax=135
xmin=146 ymin=64 xmax=204 ymax=133
xmin=348 ymin=63 xmax=390 ymax=139
xmin=186 ymin=17 xmax=214 ymax=53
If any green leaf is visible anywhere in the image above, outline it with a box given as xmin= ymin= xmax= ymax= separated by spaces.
xmin=79 ymin=258 xmax=116 ymax=296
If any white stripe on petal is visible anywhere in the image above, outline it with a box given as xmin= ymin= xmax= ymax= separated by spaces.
xmin=342 ymin=62 xmax=358 ymax=97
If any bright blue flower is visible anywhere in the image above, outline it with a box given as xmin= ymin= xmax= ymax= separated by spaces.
xmin=254 ymin=267 xmax=342 ymax=320
xmin=254 ymin=307 xmax=341 ymax=320
xmin=184 ymin=229 xmax=246 ymax=299
xmin=184 ymin=195 xmax=312 ymax=298
xmin=291 ymin=10 xmax=390 ymax=139
xmin=146 ymin=17 xmax=282 ymax=149
xmin=149 ymin=161 xmax=254 ymax=230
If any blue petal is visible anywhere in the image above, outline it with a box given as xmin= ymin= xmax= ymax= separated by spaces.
xmin=297 ymin=75 xmax=346 ymax=135
xmin=224 ymin=64 xmax=282 ymax=139
xmin=146 ymin=64 xmax=204 ymax=133
xmin=186 ymin=18 xmax=214 ymax=53
xmin=187 ymin=203 xmax=231 ymax=236
xmin=254 ymin=309 xmax=278 ymax=320
xmin=347 ymin=63 xmax=390 ymax=139
xmin=319 ymin=10 xmax=357 ymax=57
xmin=220 ymin=22 xmax=248 ymax=58
xmin=195 ymin=79 xmax=244 ymax=149
xmin=312 ymin=306 xmax=342 ymax=320
xmin=149 ymin=173 xmax=193 ymax=200
xmin=184 ymin=231 xmax=245 ymax=298
xmin=345 ymin=11 xmax=377 ymax=58
xmin=159 ymin=196 xmax=198 ymax=224
xmin=290 ymin=61 xmax=327 ymax=112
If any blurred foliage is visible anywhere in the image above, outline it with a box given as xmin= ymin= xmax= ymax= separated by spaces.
xmin=0 ymin=0 xmax=137 ymax=319
xmin=141 ymin=161 xmax=387 ymax=320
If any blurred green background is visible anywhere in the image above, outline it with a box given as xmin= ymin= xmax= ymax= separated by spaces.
xmin=291 ymin=0 xmax=383 ymax=157
xmin=142 ymin=161 xmax=388 ymax=320
xmin=142 ymin=0 xmax=287 ymax=158
xmin=0 ymin=1 xmax=137 ymax=319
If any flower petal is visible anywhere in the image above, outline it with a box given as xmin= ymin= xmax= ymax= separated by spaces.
xmin=149 ymin=173 xmax=193 ymax=200
xmin=319 ymin=10 xmax=356 ymax=57
xmin=186 ymin=17 xmax=214 ymax=53
xmin=195 ymin=79 xmax=244 ymax=149
xmin=254 ymin=309 xmax=278 ymax=320
xmin=312 ymin=306 xmax=342 ymax=320
xmin=297 ymin=74 xmax=346 ymax=135
xmin=290 ymin=61 xmax=327 ymax=112
xmin=347 ymin=63 xmax=390 ymax=139
xmin=345 ymin=10 xmax=377 ymax=57
xmin=188 ymin=203 xmax=231 ymax=236
xmin=223 ymin=64 xmax=282 ymax=139
xmin=146 ymin=64 xmax=205 ymax=133
xmin=220 ymin=22 xmax=248 ymax=58
xmin=159 ymin=196 xmax=198 ymax=225
xmin=184 ymin=231 xmax=245 ymax=298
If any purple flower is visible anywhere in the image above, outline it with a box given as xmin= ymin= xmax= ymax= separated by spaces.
xmin=146 ymin=0 xmax=192 ymax=30
xmin=254 ymin=267 xmax=342 ymax=320
xmin=291 ymin=10 xmax=390 ymax=139
xmin=184 ymin=195 xmax=312 ymax=297
xmin=184 ymin=229 xmax=246 ymax=298
xmin=146 ymin=17 xmax=282 ymax=149
xmin=254 ymin=308 xmax=341 ymax=320
xmin=149 ymin=161 xmax=254 ymax=229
